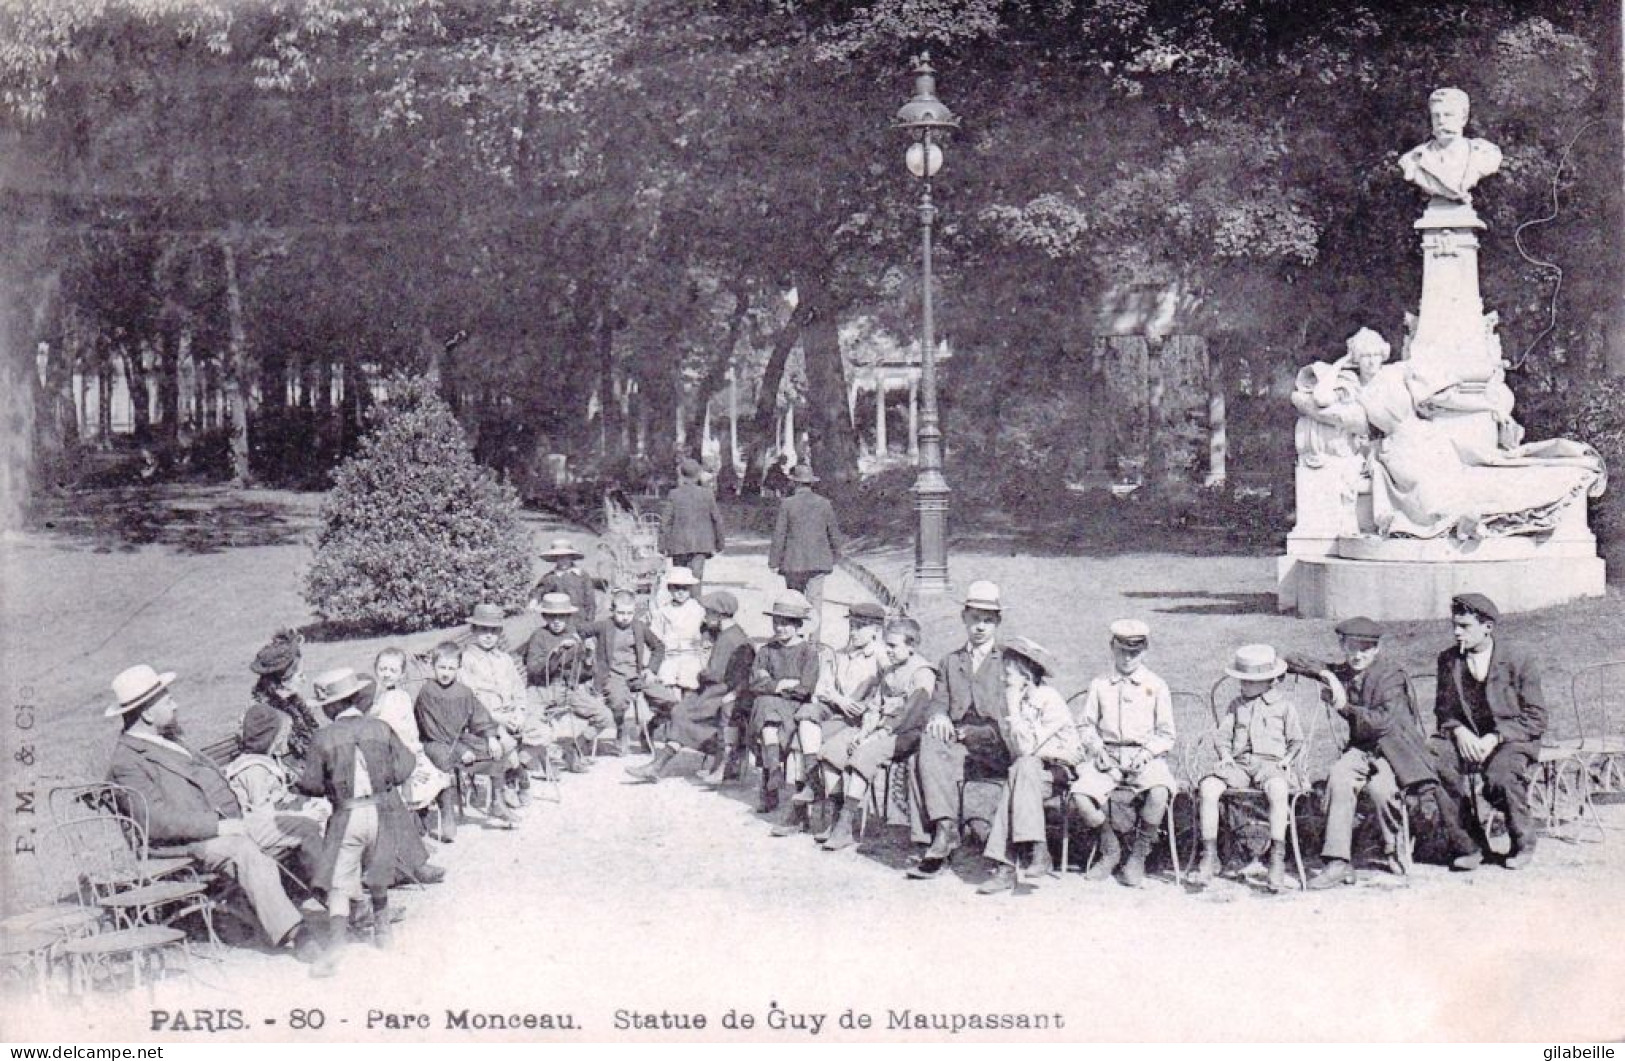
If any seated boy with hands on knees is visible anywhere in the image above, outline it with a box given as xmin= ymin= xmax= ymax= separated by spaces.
xmin=1068 ymin=620 xmax=1177 ymax=888
xmin=413 ymin=641 xmax=516 ymax=841
xmin=1194 ymin=643 xmax=1305 ymax=893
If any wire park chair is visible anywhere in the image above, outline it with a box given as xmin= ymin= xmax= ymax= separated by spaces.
xmin=597 ymin=495 xmax=666 ymax=596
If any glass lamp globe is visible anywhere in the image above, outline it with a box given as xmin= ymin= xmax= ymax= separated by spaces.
xmin=905 ymin=141 xmax=943 ymax=178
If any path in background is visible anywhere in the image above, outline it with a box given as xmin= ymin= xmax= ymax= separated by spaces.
xmin=4 ymin=490 xmax=1625 ymax=1039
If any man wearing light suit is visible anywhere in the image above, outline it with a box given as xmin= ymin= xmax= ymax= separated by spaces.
xmin=906 ymin=580 xmax=1011 ymax=880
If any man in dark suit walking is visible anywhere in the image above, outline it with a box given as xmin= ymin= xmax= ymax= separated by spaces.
xmin=905 ymin=581 xmax=1011 ymax=880
xmin=768 ymin=463 xmax=843 ymax=627
xmin=661 ymin=458 xmax=727 ymax=586
xmin=1428 ymin=593 xmax=1547 ymax=871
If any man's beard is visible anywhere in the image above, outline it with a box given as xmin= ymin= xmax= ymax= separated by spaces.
xmin=702 ymin=619 xmax=722 ymax=635
xmin=158 ymin=720 xmax=185 ymax=740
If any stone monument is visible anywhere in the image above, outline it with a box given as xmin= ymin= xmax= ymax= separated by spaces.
xmin=1278 ymin=89 xmax=1607 ymax=620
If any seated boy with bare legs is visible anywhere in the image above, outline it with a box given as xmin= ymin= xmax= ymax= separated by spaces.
xmin=817 ymin=616 xmax=938 ymax=851
xmin=1195 ymin=644 xmax=1304 ymax=893
xmin=1069 ymin=620 xmax=1177 ymax=888
xmin=413 ymin=641 xmax=515 ymax=841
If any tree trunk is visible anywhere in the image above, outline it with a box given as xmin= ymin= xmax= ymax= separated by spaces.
xmin=157 ymin=331 xmax=180 ymax=442
xmin=683 ymin=282 xmax=750 ymax=445
xmin=596 ymin=307 xmax=622 ymax=461
xmin=793 ymin=272 xmax=858 ymax=482
xmin=749 ymin=301 xmax=810 ymax=461
xmin=123 ymin=345 xmax=152 ymax=441
xmin=220 ymin=238 xmax=253 ymax=486
xmin=97 ymin=357 xmax=113 ymax=445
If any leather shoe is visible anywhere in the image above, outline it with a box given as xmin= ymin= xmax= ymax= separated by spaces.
xmin=976 ymin=865 xmax=1017 ymax=894
xmin=906 ymin=856 xmax=947 ymax=880
xmin=1450 ymin=851 xmax=1485 ymax=872
xmin=412 ymin=863 xmax=447 ymax=885
xmin=1503 ymin=842 xmax=1536 ymax=870
xmin=1307 ymin=859 xmax=1356 ymax=890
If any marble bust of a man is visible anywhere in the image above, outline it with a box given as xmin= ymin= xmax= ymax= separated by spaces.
xmin=1398 ymin=87 xmax=1502 ymax=204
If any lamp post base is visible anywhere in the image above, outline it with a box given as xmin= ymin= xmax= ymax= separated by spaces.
xmin=912 ymin=473 xmax=951 ymax=595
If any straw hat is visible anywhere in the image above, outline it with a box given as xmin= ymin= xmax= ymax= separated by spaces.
xmin=962 ymin=580 xmax=1003 ymax=613
xmin=665 ymin=566 xmax=700 ymax=587
xmin=537 ymin=592 xmax=578 ymax=616
xmin=540 ymin=538 xmax=585 ymax=560
xmin=1225 ymin=644 xmax=1288 ymax=682
xmin=312 ymin=667 xmax=373 ymax=707
xmin=1001 ymin=636 xmax=1055 ymax=678
xmin=107 ymin=664 xmax=176 ymax=718
xmin=766 ymin=592 xmax=813 ymax=622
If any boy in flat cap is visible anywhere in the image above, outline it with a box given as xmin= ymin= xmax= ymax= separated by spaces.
xmin=1307 ymin=617 xmax=1459 ymax=888
xmin=776 ymin=601 xmax=886 ymax=840
xmin=630 ymin=591 xmax=755 ymax=782
xmin=1069 ymin=620 xmax=1178 ymax=887
xmin=1428 ymin=593 xmax=1547 ymax=870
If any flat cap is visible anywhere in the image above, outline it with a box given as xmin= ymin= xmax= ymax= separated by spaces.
xmin=1451 ymin=593 xmax=1501 ymax=623
xmin=700 ymin=591 xmax=738 ymax=617
xmin=847 ymin=602 xmax=886 ymax=624
xmin=1109 ymin=619 xmax=1150 ymax=646
xmin=1334 ymin=616 xmax=1383 ymax=642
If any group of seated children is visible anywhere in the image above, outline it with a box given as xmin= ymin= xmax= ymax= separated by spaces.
xmin=621 ymin=578 xmax=1530 ymax=896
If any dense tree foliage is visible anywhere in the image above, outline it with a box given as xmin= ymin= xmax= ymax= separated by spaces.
xmin=1 ymin=0 xmax=1619 ymax=528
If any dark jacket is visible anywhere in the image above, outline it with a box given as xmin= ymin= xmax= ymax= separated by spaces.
xmin=524 ymin=625 xmax=593 ymax=687
xmin=700 ymin=623 xmax=756 ymax=695
xmin=1329 ymin=656 xmax=1435 ymax=788
xmin=413 ymin=679 xmax=501 ymax=772
xmin=106 ymin=733 xmax=241 ymax=844
xmin=749 ymin=640 xmax=820 ymax=702
xmin=529 ymin=567 xmax=597 ymax=625
xmin=768 ymin=486 xmax=843 ymax=576
xmin=661 ymin=482 xmax=726 ymax=557
xmin=585 ymin=617 xmax=665 ymax=695
xmin=929 ymin=643 xmax=1008 ymax=730
xmin=1434 ymin=641 xmax=1547 ymax=746
xmin=296 ymin=711 xmax=420 ymax=891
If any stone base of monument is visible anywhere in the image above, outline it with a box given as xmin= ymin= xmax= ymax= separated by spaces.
xmin=1280 ymin=533 xmax=1605 ymax=620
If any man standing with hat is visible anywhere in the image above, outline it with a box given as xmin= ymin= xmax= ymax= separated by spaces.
xmin=1428 ymin=593 xmax=1547 ymax=871
xmin=1069 ymin=619 xmax=1178 ymax=887
xmin=907 ymin=580 xmax=1011 ymax=880
xmin=1306 ymin=617 xmax=1458 ymax=888
xmin=296 ymin=668 xmax=423 ymax=976
xmin=530 ymin=538 xmax=597 ymax=627
xmin=660 ymin=457 xmax=727 ymax=587
xmin=768 ymin=464 xmax=843 ymax=629
xmin=105 ymin=664 xmax=311 ymax=957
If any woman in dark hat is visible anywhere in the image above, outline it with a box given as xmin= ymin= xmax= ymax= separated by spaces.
xmin=248 ymin=629 xmax=323 ymax=770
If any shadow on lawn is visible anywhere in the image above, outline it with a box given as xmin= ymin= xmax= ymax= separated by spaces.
xmin=1121 ymin=590 xmax=1279 ymax=616
xmin=32 ymin=486 xmax=311 ymax=555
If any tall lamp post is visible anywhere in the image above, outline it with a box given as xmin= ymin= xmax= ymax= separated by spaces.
xmin=894 ymin=53 xmax=959 ymax=595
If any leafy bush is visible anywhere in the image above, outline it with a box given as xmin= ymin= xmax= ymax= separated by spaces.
xmin=1555 ymin=379 xmax=1625 ymax=548
xmin=302 ymin=376 xmax=532 ymax=632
